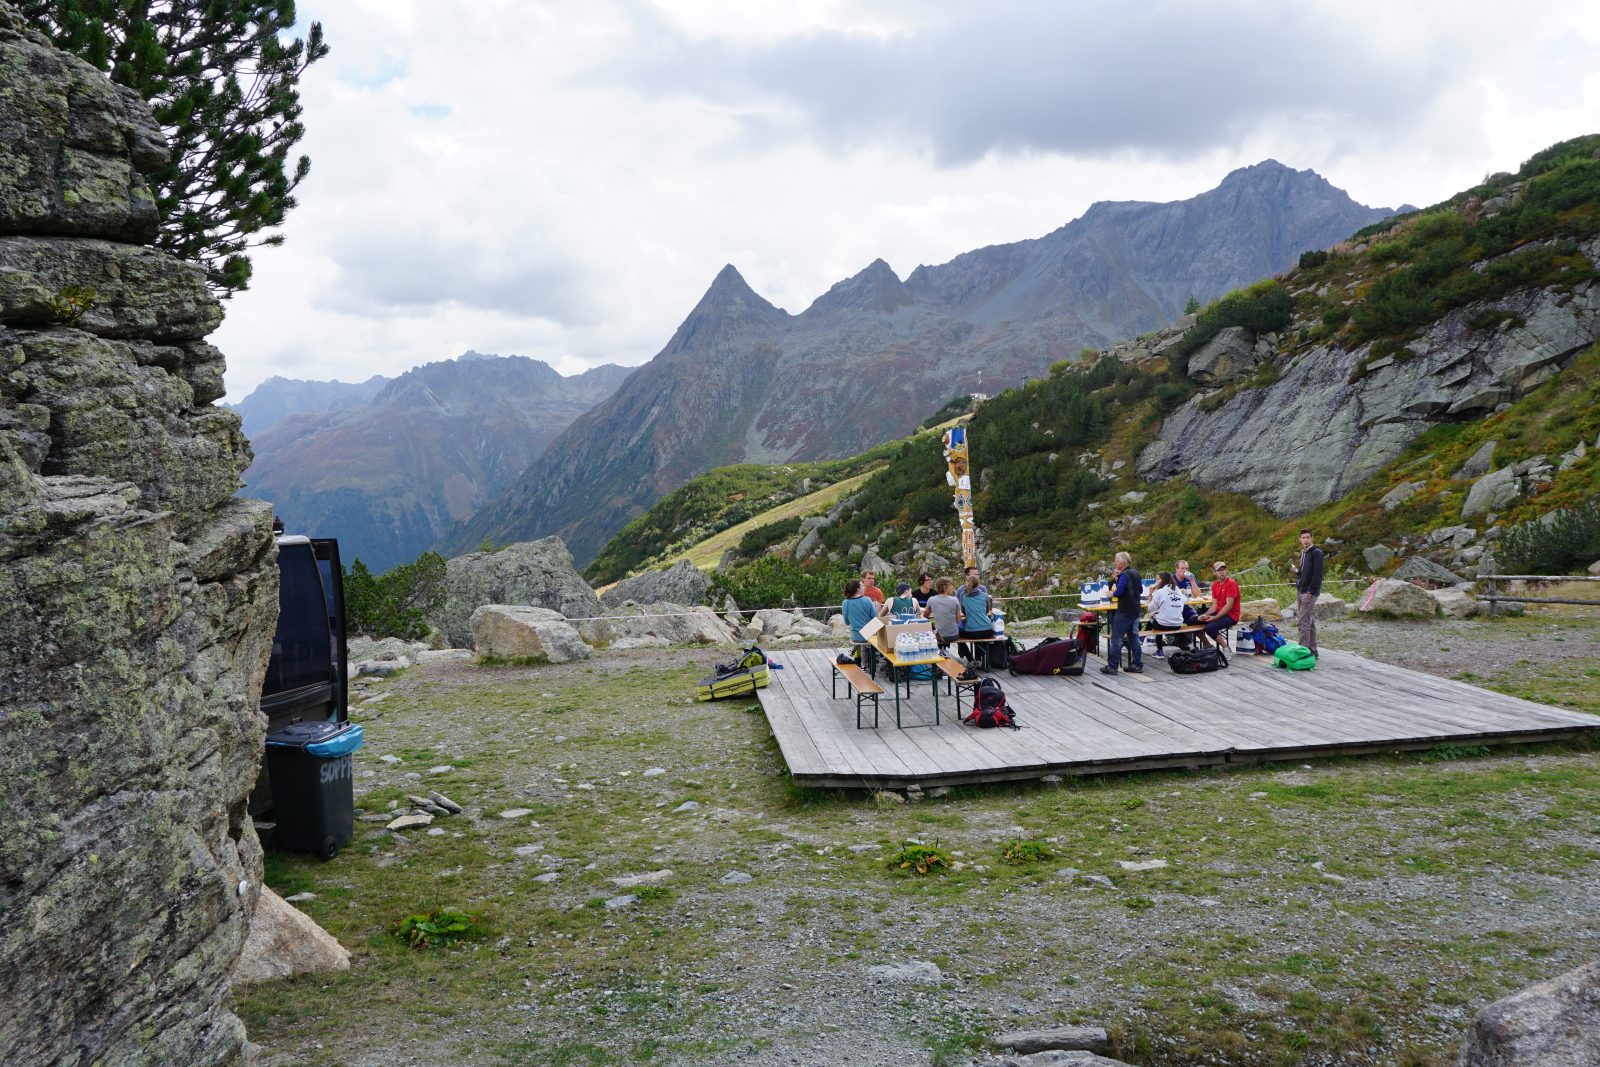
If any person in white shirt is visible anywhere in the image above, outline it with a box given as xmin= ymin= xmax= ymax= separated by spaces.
xmin=1145 ymin=572 xmax=1192 ymax=653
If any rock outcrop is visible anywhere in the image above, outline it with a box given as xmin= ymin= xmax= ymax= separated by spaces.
xmin=1140 ymin=279 xmax=1600 ymax=516
xmin=599 ymin=558 xmax=712 ymax=608
xmin=439 ymin=536 xmax=601 ymax=646
xmin=470 ymin=605 xmax=592 ymax=662
xmin=587 ymin=601 xmax=738 ymax=647
xmin=0 ymin=10 xmax=277 ymax=1065
xmin=1459 ymin=959 xmax=1600 ymax=1066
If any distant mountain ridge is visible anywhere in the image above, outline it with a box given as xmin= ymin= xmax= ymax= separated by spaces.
xmin=228 ymin=373 xmax=389 ymax=438
xmin=244 ymin=354 xmax=630 ymax=571
xmin=445 ymin=160 xmax=1403 ymax=565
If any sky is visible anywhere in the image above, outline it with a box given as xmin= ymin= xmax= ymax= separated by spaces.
xmin=214 ymin=0 xmax=1600 ymax=400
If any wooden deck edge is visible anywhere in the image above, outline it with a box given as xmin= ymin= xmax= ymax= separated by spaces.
xmin=783 ymin=723 xmax=1600 ymax=791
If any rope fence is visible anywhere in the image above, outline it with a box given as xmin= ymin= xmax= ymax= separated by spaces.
xmin=561 ymin=577 xmax=1378 ymax=625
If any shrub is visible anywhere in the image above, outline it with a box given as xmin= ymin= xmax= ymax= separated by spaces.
xmin=887 ymin=842 xmax=953 ymax=875
xmin=1001 ymin=840 xmax=1054 ymax=864
xmin=735 ymin=518 xmax=796 ymax=558
xmin=345 ymin=551 xmax=447 ymax=639
xmin=394 ymin=906 xmax=479 ymax=948
xmin=1174 ymin=280 xmax=1294 ymax=364
xmin=1498 ymin=502 xmax=1600 ymax=574
xmin=709 ymin=555 xmax=854 ymax=610
xmin=1297 ymin=249 xmax=1329 ymax=270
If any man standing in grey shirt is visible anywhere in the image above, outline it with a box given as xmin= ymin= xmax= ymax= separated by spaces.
xmin=1290 ymin=528 xmax=1324 ymax=657
xmin=926 ymin=578 xmax=962 ymax=651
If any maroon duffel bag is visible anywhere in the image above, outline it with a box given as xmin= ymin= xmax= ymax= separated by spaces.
xmin=1008 ymin=637 xmax=1086 ymax=677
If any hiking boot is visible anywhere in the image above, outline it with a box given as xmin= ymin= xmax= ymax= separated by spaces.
xmin=1127 ymin=665 xmax=1144 ymax=673
xmin=1098 ymin=665 xmax=1118 ymax=675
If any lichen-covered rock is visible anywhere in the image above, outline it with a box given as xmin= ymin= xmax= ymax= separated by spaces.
xmin=1462 ymin=456 xmax=1551 ymax=519
xmin=599 ymin=558 xmax=711 ymax=608
xmin=0 ymin=8 xmax=166 ymax=240
xmin=1459 ymin=959 xmax=1600 ymax=1066
xmin=0 ymin=14 xmax=277 ymax=1064
xmin=1359 ymin=578 xmax=1439 ymax=618
xmin=1363 ymin=543 xmax=1396 ymax=571
xmin=471 ymin=604 xmax=593 ymax=662
xmin=441 ymin=536 xmax=601 ymax=647
xmin=1239 ymin=597 xmax=1282 ymax=621
xmin=1187 ymin=325 xmax=1260 ymax=384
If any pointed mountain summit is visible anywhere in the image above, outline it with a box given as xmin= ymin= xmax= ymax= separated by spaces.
xmin=444 ymin=162 xmax=1403 ymax=567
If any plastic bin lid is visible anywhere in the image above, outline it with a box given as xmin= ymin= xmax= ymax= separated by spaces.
xmin=266 ymin=719 xmax=350 ymax=748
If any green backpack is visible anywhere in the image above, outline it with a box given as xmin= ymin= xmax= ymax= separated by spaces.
xmin=1273 ymin=642 xmax=1316 ymax=671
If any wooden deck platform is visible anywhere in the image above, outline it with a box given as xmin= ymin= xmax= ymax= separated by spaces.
xmin=758 ymin=644 xmax=1600 ymax=788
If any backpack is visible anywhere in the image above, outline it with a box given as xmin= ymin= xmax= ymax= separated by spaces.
xmin=965 ymin=678 xmax=1018 ymax=729
xmin=716 ymin=645 xmax=768 ymax=676
xmin=981 ymin=638 xmax=1017 ymax=672
xmin=1273 ymin=642 xmax=1317 ymax=671
xmin=1248 ymin=618 xmax=1286 ymax=656
xmin=1009 ymin=637 xmax=1086 ymax=677
xmin=1168 ymin=645 xmax=1229 ymax=674
xmin=1075 ymin=612 xmax=1100 ymax=656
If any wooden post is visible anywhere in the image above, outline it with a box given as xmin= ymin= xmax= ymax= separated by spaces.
xmin=1485 ymin=558 xmax=1497 ymax=618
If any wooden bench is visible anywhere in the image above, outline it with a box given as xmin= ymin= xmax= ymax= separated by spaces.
xmin=936 ymin=658 xmax=982 ymax=716
xmin=832 ymin=659 xmax=885 ymax=729
xmin=1116 ymin=623 xmax=1223 ymax=667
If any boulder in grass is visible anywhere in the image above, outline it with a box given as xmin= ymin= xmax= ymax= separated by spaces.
xmin=991 ymin=1025 xmax=1111 ymax=1056
xmin=599 ymin=560 xmax=711 ymax=608
xmin=470 ymin=605 xmax=592 ymax=662
xmin=1239 ymin=597 xmax=1282 ymax=621
xmin=232 ymin=888 xmax=351 ymax=985
xmin=1459 ymin=959 xmax=1600 ymax=1067
xmin=1431 ymin=586 xmax=1480 ymax=619
xmin=1358 ymin=578 xmax=1438 ymax=619
xmin=590 ymin=601 xmax=737 ymax=646
xmin=1313 ymin=592 xmax=1352 ymax=620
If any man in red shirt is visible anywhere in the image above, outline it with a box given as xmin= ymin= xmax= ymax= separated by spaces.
xmin=1197 ymin=561 xmax=1241 ymax=646
xmin=860 ymin=570 xmax=885 ymax=606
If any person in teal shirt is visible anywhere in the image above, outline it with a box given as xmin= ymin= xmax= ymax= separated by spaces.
xmin=887 ymin=582 xmax=917 ymax=616
xmin=956 ymin=572 xmax=994 ymax=662
xmin=841 ymin=578 xmax=881 ymax=673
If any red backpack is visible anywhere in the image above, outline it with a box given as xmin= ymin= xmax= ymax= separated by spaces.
xmin=965 ymin=678 xmax=1019 ymax=729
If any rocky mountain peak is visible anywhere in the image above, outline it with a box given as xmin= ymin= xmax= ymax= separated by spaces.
xmin=802 ymin=257 xmax=910 ymax=317
xmin=666 ymin=263 xmax=789 ymax=354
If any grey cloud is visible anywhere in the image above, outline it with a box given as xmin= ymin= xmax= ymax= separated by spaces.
xmin=315 ymin=226 xmax=597 ymax=324
xmin=616 ymin=2 xmax=1466 ymax=164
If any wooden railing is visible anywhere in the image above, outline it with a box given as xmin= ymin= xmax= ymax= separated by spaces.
xmin=1478 ymin=563 xmax=1600 ymax=616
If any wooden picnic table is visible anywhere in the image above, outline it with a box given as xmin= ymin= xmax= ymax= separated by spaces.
xmin=862 ymin=631 xmax=943 ymax=728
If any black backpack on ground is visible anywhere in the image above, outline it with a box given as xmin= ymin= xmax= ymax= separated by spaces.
xmin=964 ymin=678 xmax=1019 ymax=729
xmin=1168 ymin=644 xmax=1229 ymax=674
xmin=1009 ymin=637 xmax=1086 ymax=677
xmin=978 ymin=637 xmax=1018 ymax=672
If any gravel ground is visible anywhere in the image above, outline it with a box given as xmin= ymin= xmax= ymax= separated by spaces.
xmin=245 ymin=612 xmax=1600 ymax=1067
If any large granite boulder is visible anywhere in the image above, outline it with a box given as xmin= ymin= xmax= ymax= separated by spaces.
xmin=1431 ymin=586 xmax=1480 ymax=618
xmin=1 ymin=10 xmax=278 ymax=1063
xmin=589 ymin=601 xmax=739 ymax=647
xmin=1459 ymin=959 xmax=1600 ymax=1066
xmin=1140 ymin=280 xmax=1600 ymax=517
xmin=1238 ymin=597 xmax=1282 ymax=621
xmin=756 ymin=608 xmax=834 ymax=639
xmin=1359 ymin=578 xmax=1439 ymax=618
xmin=440 ymin=536 xmax=601 ymax=646
xmin=231 ymin=887 xmax=351 ymax=985
xmin=600 ymin=559 xmax=711 ymax=608
xmin=471 ymin=605 xmax=592 ymax=662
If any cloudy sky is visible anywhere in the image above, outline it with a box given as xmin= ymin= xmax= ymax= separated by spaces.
xmin=215 ymin=0 xmax=1600 ymax=399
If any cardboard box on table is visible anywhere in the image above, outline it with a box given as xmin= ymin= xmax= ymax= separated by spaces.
xmin=859 ymin=616 xmax=936 ymax=657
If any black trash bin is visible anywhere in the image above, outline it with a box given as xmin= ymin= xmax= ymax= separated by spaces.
xmin=264 ymin=720 xmax=365 ymax=859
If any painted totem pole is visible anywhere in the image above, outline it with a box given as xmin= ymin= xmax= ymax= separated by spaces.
xmin=942 ymin=425 xmax=979 ymax=569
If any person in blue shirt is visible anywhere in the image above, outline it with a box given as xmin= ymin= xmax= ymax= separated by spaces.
xmin=841 ymin=578 xmax=880 ymax=672
xmin=1100 ymin=551 xmax=1144 ymax=675
xmin=956 ymin=571 xmax=994 ymax=664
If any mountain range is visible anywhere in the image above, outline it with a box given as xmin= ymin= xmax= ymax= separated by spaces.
xmin=241 ymin=354 xmax=629 ymax=571
xmin=228 ymin=372 xmax=390 ymax=439
xmin=442 ymin=160 xmax=1405 ymax=565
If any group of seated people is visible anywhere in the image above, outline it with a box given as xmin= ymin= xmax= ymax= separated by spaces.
xmin=1100 ymin=553 xmax=1241 ymax=676
xmin=838 ymin=553 xmax=1243 ymax=677
xmin=840 ymin=566 xmax=996 ymax=658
